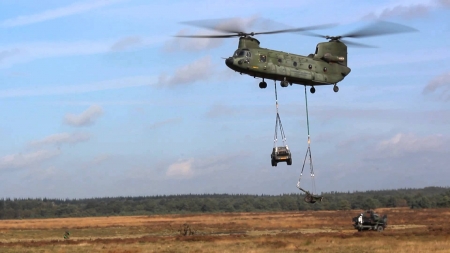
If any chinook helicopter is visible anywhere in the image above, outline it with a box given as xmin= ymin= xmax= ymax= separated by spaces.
xmin=177 ymin=19 xmax=416 ymax=93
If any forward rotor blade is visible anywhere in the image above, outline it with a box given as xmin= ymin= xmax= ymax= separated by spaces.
xmin=298 ymin=31 xmax=328 ymax=38
xmin=180 ymin=18 xmax=247 ymax=34
xmin=174 ymin=34 xmax=240 ymax=38
xmin=342 ymin=21 xmax=418 ymax=38
xmin=254 ymin=23 xmax=337 ymax=35
xmin=179 ymin=17 xmax=337 ymax=38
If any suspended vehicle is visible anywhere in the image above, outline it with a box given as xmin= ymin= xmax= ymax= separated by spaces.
xmin=271 ymin=146 xmax=292 ymax=166
xmin=176 ymin=18 xmax=417 ymax=93
xmin=271 ymin=111 xmax=292 ymax=166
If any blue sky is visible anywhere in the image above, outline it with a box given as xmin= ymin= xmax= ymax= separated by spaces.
xmin=0 ymin=0 xmax=449 ymax=198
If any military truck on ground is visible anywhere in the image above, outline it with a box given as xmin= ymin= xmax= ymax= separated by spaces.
xmin=352 ymin=210 xmax=387 ymax=232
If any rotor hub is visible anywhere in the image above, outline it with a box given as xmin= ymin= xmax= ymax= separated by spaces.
xmin=325 ymin=35 xmax=342 ymax=41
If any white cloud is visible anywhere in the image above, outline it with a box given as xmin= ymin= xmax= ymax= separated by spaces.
xmin=423 ymin=71 xmax=450 ymax=101
xmin=0 ymin=41 xmax=110 ymax=68
xmin=158 ymin=56 xmax=213 ymax=87
xmin=110 ymin=36 xmax=143 ymax=51
xmin=439 ymin=0 xmax=450 ymax=7
xmin=0 ymin=75 xmax=155 ymax=98
xmin=0 ymin=0 xmax=125 ymax=27
xmin=164 ymin=152 xmax=247 ymax=180
xmin=64 ymin=105 xmax=104 ymax=127
xmin=364 ymin=4 xmax=431 ymax=19
xmin=0 ymin=37 xmax=163 ymax=68
xmin=29 ymin=132 xmax=90 ymax=147
xmin=166 ymin=159 xmax=194 ymax=178
xmin=373 ymin=133 xmax=447 ymax=158
xmin=0 ymin=149 xmax=60 ymax=170
xmin=361 ymin=0 xmax=449 ymax=20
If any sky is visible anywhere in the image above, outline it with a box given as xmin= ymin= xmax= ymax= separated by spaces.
xmin=0 ymin=0 xmax=449 ymax=199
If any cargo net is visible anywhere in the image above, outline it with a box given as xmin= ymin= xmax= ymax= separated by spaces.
xmin=297 ymin=86 xmax=323 ymax=204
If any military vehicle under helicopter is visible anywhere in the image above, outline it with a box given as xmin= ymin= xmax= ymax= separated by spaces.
xmin=177 ymin=19 xmax=417 ymax=93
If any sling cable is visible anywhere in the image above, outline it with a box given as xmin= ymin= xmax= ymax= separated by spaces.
xmin=271 ymin=81 xmax=292 ymax=167
xmin=297 ymin=85 xmax=323 ymax=203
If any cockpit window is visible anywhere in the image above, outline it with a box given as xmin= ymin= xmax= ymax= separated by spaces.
xmin=259 ymin=55 xmax=266 ymax=63
xmin=234 ymin=49 xmax=251 ymax=58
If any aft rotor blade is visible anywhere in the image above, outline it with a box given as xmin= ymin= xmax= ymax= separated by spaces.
xmin=340 ymin=39 xmax=376 ymax=48
xmin=342 ymin=21 xmax=418 ymax=38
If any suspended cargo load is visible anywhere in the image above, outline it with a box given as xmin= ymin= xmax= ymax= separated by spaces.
xmin=271 ymin=145 xmax=292 ymax=166
xmin=297 ymin=185 xmax=323 ymax=203
xmin=297 ymin=86 xmax=323 ymax=203
xmin=271 ymin=81 xmax=292 ymax=167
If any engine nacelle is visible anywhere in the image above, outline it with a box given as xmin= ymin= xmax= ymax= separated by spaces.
xmin=323 ymin=53 xmax=345 ymax=63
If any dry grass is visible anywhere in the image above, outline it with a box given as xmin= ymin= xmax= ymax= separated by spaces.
xmin=1 ymin=208 xmax=450 ymax=252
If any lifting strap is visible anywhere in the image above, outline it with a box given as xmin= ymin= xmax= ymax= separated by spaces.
xmin=273 ymin=81 xmax=287 ymax=148
xmin=297 ymin=85 xmax=316 ymax=195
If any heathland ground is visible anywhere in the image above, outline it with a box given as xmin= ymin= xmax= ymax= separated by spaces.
xmin=1 ymin=208 xmax=449 ymax=252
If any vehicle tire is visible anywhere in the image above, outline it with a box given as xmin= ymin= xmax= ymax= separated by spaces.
xmin=377 ymin=226 xmax=384 ymax=232
xmin=287 ymin=159 xmax=292 ymax=166
xmin=271 ymin=160 xmax=277 ymax=167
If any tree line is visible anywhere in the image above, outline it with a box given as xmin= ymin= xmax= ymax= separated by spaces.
xmin=1 ymin=186 xmax=449 ymax=219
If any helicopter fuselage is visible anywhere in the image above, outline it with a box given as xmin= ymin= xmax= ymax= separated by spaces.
xmin=225 ymin=37 xmax=351 ymax=88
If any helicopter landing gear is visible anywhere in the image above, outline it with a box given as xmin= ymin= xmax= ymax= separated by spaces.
xmin=333 ymin=84 xmax=339 ymax=92
xmin=280 ymin=77 xmax=289 ymax=87
xmin=259 ymin=81 xmax=267 ymax=89
xmin=310 ymin=86 xmax=316 ymax=94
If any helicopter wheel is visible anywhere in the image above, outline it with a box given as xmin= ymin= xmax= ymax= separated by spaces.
xmin=280 ymin=81 xmax=289 ymax=87
xmin=310 ymin=87 xmax=316 ymax=94
xmin=259 ymin=81 xmax=267 ymax=89
xmin=333 ymin=85 xmax=339 ymax=92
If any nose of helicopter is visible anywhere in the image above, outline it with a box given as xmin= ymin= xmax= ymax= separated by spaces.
xmin=225 ymin=57 xmax=233 ymax=68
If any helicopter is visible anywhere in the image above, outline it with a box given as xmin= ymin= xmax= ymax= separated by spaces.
xmin=177 ymin=19 xmax=417 ymax=93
